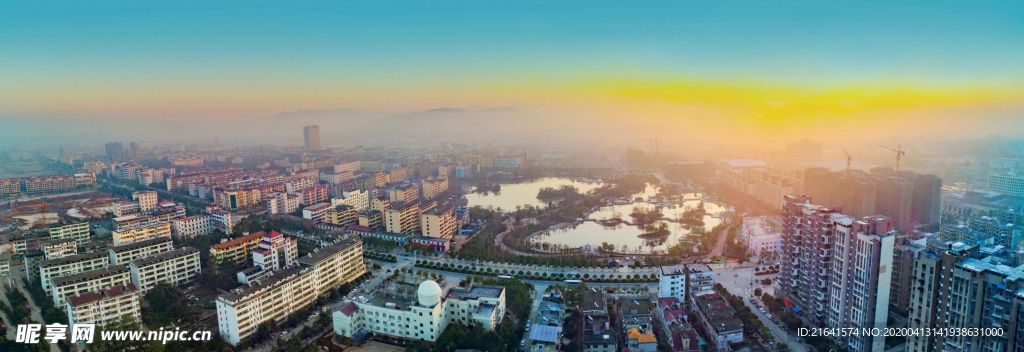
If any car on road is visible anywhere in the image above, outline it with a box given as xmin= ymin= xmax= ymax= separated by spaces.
xmin=526 ymin=325 xmax=531 ymax=332
xmin=759 ymin=307 xmax=765 ymax=313
xmin=520 ymin=340 xmax=527 ymax=347
xmin=766 ymin=313 xmax=773 ymax=319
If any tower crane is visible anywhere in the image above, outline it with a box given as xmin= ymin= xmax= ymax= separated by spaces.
xmin=878 ymin=145 xmax=906 ymax=176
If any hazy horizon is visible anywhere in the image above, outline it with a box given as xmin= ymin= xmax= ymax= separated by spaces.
xmin=2 ymin=0 xmax=1024 ymax=149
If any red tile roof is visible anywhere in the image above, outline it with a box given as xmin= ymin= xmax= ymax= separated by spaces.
xmin=66 ymin=283 xmax=138 ymax=307
xmin=339 ymin=302 xmax=358 ymax=316
xmin=212 ymin=231 xmax=266 ymax=250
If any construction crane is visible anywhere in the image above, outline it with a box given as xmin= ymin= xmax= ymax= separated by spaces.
xmin=878 ymin=145 xmax=906 ymax=176
xmin=843 ymin=149 xmax=852 ymax=177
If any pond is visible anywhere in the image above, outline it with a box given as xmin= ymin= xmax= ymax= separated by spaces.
xmin=526 ymin=187 xmax=730 ymax=254
xmin=464 ymin=177 xmax=606 ymax=211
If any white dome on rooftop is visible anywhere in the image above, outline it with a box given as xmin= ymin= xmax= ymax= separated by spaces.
xmin=418 ymin=280 xmax=443 ymax=307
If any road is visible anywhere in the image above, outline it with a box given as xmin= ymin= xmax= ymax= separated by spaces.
xmin=0 ymin=274 xmax=60 ymax=352
xmin=713 ymin=265 xmax=805 ymax=351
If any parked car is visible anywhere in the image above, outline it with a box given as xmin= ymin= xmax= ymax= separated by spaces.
xmin=520 ymin=340 xmax=527 ymax=347
xmin=759 ymin=307 xmax=766 ymax=313
xmin=766 ymin=313 xmax=773 ymax=319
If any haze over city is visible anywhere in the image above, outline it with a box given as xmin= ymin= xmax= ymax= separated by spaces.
xmin=4 ymin=2 xmax=1024 ymax=352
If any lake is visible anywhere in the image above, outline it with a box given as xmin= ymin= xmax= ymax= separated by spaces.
xmin=527 ymin=188 xmax=729 ymax=254
xmin=464 ymin=177 xmax=606 ymax=211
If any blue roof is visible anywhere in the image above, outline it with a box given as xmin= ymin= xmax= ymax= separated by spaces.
xmin=529 ymin=324 xmax=562 ymax=343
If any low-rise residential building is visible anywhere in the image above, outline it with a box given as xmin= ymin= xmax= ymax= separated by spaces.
xmin=332 ymin=190 xmax=369 ymax=212
xmin=209 ymin=208 xmax=234 ymax=233
xmin=12 ymin=233 xmax=51 ymax=254
xmin=210 ymin=231 xmax=265 ymax=266
xmin=385 ymin=202 xmax=421 ymax=235
xmin=22 ymin=174 xmax=76 ymax=196
xmin=171 ymin=214 xmax=214 ymax=238
xmin=658 ymin=264 xmax=713 ymax=305
xmin=302 ymin=202 xmax=333 ymax=223
xmin=324 ymin=204 xmax=358 ymax=227
xmin=132 ymin=191 xmax=158 ymax=213
xmin=420 ymin=177 xmax=449 ymax=200
xmin=626 ymin=328 xmax=658 ymax=352
xmin=50 ymin=265 xmax=132 ymax=307
xmin=48 ymin=222 xmax=91 ymax=244
xmin=266 ymin=192 xmax=301 ymax=215
xmin=252 ymin=231 xmax=298 ymax=271
xmin=65 ymin=283 xmax=141 ymax=329
xmin=420 ymin=206 xmax=456 ymax=239
xmin=214 ymin=188 xmax=262 ymax=210
xmin=41 ymin=238 xmax=77 ymax=260
xmin=692 ymin=292 xmax=743 ymax=351
xmin=298 ymin=185 xmax=329 ymax=205
xmin=109 ymin=237 xmax=174 ymax=265
xmin=216 ymin=239 xmax=365 ymax=345
xmin=129 ymin=247 xmax=201 ymax=292
xmin=39 ymin=251 xmax=110 ymax=296
xmin=741 ymin=216 xmax=780 ymax=257
xmin=113 ymin=222 xmax=171 ymax=246
xmin=388 ymin=185 xmax=420 ymax=203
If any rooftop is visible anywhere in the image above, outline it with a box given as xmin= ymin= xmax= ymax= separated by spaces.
xmin=51 ymin=265 xmax=129 ymax=287
xmin=447 ymin=284 xmax=504 ymax=300
xmin=582 ymin=289 xmax=607 ymax=313
xmin=219 ymin=266 xmax=305 ymax=303
xmin=40 ymin=251 xmax=107 ymax=268
xmin=528 ymin=324 xmax=562 ymax=343
xmin=296 ymin=239 xmax=360 ymax=266
xmin=211 ymin=231 xmax=266 ymax=250
xmin=109 ymin=237 xmax=172 ymax=253
xmin=129 ymin=247 xmax=199 ymax=268
xmin=66 ymin=283 xmax=138 ymax=307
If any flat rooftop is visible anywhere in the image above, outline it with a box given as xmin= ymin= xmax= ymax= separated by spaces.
xmin=51 ymin=265 xmax=129 ymax=287
xmin=40 ymin=251 xmax=107 ymax=268
xmin=109 ymin=237 xmax=172 ymax=253
xmin=129 ymin=247 xmax=199 ymax=267
xmin=219 ymin=266 xmax=304 ymax=303
xmin=296 ymin=239 xmax=360 ymax=266
xmin=447 ymin=285 xmax=504 ymax=300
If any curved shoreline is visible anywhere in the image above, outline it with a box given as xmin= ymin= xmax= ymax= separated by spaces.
xmin=523 ymin=192 xmax=731 ymax=252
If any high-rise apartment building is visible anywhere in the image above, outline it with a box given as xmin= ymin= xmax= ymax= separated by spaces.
xmin=780 ymin=195 xmax=896 ymax=352
xmin=803 ymin=168 xmax=877 ymax=219
xmin=128 ymin=141 xmax=140 ymax=161
xmin=304 ymin=125 xmax=321 ymax=151
xmin=874 ymin=176 xmax=914 ymax=231
xmin=105 ymin=142 xmax=125 ymax=163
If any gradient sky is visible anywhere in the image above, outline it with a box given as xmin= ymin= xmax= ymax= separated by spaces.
xmin=2 ymin=0 xmax=1023 ymax=144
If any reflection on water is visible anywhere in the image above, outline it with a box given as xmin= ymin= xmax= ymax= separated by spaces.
xmin=527 ymin=184 xmax=728 ymax=254
xmin=465 ymin=177 xmax=605 ymax=210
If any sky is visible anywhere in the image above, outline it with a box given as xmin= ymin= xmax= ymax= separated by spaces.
xmin=2 ymin=0 xmax=1023 ymax=146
